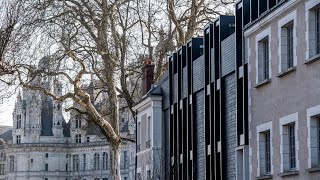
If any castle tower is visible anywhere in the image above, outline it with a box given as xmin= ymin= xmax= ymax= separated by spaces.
xmin=24 ymin=89 xmax=42 ymax=143
xmin=52 ymin=79 xmax=64 ymax=137
xmin=12 ymin=91 xmax=26 ymax=144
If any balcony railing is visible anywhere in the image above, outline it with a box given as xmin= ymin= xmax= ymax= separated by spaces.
xmin=146 ymin=140 xmax=151 ymax=148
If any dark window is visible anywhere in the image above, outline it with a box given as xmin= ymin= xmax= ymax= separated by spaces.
xmin=45 ymin=164 xmax=48 ymax=171
xmin=289 ymin=124 xmax=296 ymax=169
xmin=123 ymin=151 xmax=127 ymax=169
xmin=94 ymin=153 xmax=100 ymax=170
xmin=316 ymin=9 xmax=320 ymax=54
xmin=287 ymin=25 xmax=294 ymax=68
xmin=66 ymin=163 xmax=68 ymax=171
xmin=16 ymin=115 xmax=21 ymax=129
xmin=86 ymin=137 xmax=90 ymax=142
xmin=45 ymin=153 xmax=48 ymax=158
xmin=265 ymin=131 xmax=271 ymax=174
xmin=16 ymin=135 xmax=21 ymax=144
xmin=0 ymin=164 xmax=5 ymax=175
xmin=31 ymin=159 xmax=33 ymax=163
xmin=9 ymin=156 xmax=14 ymax=172
xmin=102 ymin=152 xmax=108 ymax=170
xmin=75 ymin=134 xmax=81 ymax=143
xmin=73 ymin=154 xmax=79 ymax=171
xmin=45 ymin=178 xmax=48 ymax=180
xmin=82 ymin=154 xmax=86 ymax=171
xmin=75 ymin=119 xmax=81 ymax=129
xmin=263 ymin=40 xmax=269 ymax=80
xmin=147 ymin=170 xmax=151 ymax=179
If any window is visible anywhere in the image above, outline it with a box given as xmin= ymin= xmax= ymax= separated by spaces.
xmin=66 ymin=163 xmax=68 ymax=171
xmin=102 ymin=152 xmax=108 ymax=170
xmin=103 ymin=178 xmax=108 ymax=180
xmin=46 ymin=153 xmax=48 ymax=158
xmin=286 ymin=25 xmax=294 ymax=68
xmin=265 ymin=131 xmax=271 ymax=174
xmin=0 ymin=164 xmax=5 ymax=175
xmin=75 ymin=119 xmax=81 ymax=129
xmin=82 ymin=154 xmax=86 ymax=171
xmin=73 ymin=154 xmax=79 ymax=171
xmin=306 ymin=2 xmax=320 ymax=59
xmin=137 ymin=122 xmax=141 ymax=151
xmin=262 ymin=40 xmax=269 ymax=80
xmin=94 ymin=153 xmax=100 ymax=170
xmin=86 ymin=137 xmax=90 ymax=142
xmin=278 ymin=11 xmax=297 ymax=72
xmin=45 ymin=163 xmax=48 ymax=171
xmin=123 ymin=151 xmax=128 ymax=169
xmin=147 ymin=170 xmax=151 ymax=179
xmin=75 ymin=134 xmax=81 ymax=143
xmin=45 ymin=178 xmax=48 ymax=180
xmin=280 ymin=113 xmax=298 ymax=172
xmin=16 ymin=115 xmax=21 ymax=129
xmin=257 ymin=122 xmax=273 ymax=176
xmin=258 ymin=37 xmax=270 ymax=82
xmin=9 ymin=156 xmax=14 ymax=172
xmin=146 ymin=116 xmax=151 ymax=148
xmin=288 ymin=124 xmax=296 ymax=169
xmin=16 ymin=135 xmax=21 ymax=144
xmin=31 ymin=159 xmax=33 ymax=163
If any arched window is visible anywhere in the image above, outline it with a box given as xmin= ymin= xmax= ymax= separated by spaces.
xmin=94 ymin=153 xmax=100 ymax=170
xmin=102 ymin=152 xmax=108 ymax=170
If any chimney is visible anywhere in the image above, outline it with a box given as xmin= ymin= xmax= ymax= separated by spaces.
xmin=141 ymin=58 xmax=155 ymax=95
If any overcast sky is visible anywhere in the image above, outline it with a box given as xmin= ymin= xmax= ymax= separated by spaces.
xmin=0 ymin=96 xmax=15 ymax=126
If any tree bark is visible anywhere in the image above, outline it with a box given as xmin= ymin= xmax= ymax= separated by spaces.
xmin=111 ymin=142 xmax=121 ymax=180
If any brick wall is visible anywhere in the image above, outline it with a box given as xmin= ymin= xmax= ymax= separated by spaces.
xmin=221 ymin=34 xmax=236 ymax=77
xmin=194 ymin=90 xmax=205 ymax=180
xmin=224 ymin=73 xmax=236 ymax=180
xmin=193 ymin=56 xmax=205 ymax=92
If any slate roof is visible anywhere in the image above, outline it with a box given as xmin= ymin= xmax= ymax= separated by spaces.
xmin=0 ymin=129 xmax=13 ymax=141
xmin=40 ymin=96 xmax=54 ymax=136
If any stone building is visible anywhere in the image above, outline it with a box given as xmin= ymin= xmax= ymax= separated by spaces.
xmin=244 ymin=0 xmax=320 ymax=179
xmin=0 ymin=59 xmax=136 ymax=180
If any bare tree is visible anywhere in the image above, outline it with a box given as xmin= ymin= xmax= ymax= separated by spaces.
xmin=0 ymin=0 xmax=235 ymax=179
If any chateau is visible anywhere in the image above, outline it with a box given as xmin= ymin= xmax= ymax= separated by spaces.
xmin=0 ymin=59 xmax=136 ymax=180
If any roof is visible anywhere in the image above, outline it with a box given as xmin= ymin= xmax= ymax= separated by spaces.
xmin=40 ymin=96 xmax=54 ymax=136
xmin=0 ymin=129 xmax=13 ymax=141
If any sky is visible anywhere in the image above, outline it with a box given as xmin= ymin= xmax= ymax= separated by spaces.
xmin=0 ymin=95 xmax=15 ymax=126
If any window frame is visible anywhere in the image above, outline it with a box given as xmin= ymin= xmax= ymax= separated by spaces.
xmin=16 ymin=135 xmax=21 ymax=144
xmin=94 ymin=153 xmax=100 ymax=170
xmin=280 ymin=112 xmax=299 ymax=172
xmin=16 ymin=115 xmax=21 ymax=129
xmin=277 ymin=10 xmax=297 ymax=73
xmin=255 ymin=27 xmax=271 ymax=84
xmin=256 ymin=121 xmax=273 ymax=177
xmin=305 ymin=1 xmax=320 ymax=60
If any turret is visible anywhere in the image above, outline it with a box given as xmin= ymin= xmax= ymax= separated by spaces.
xmin=52 ymin=79 xmax=64 ymax=137
xmin=12 ymin=90 xmax=26 ymax=144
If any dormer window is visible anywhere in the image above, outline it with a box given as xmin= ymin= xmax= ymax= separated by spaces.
xmin=75 ymin=119 xmax=82 ymax=129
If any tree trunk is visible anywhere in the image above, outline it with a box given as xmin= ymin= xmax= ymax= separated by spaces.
xmin=111 ymin=143 xmax=121 ymax=180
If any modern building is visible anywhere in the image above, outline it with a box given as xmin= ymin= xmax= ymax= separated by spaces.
xmin=0 ymin=58 xmax=136 ymax=180
xmin=244 ymin=0 xmax=320 ymax=179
